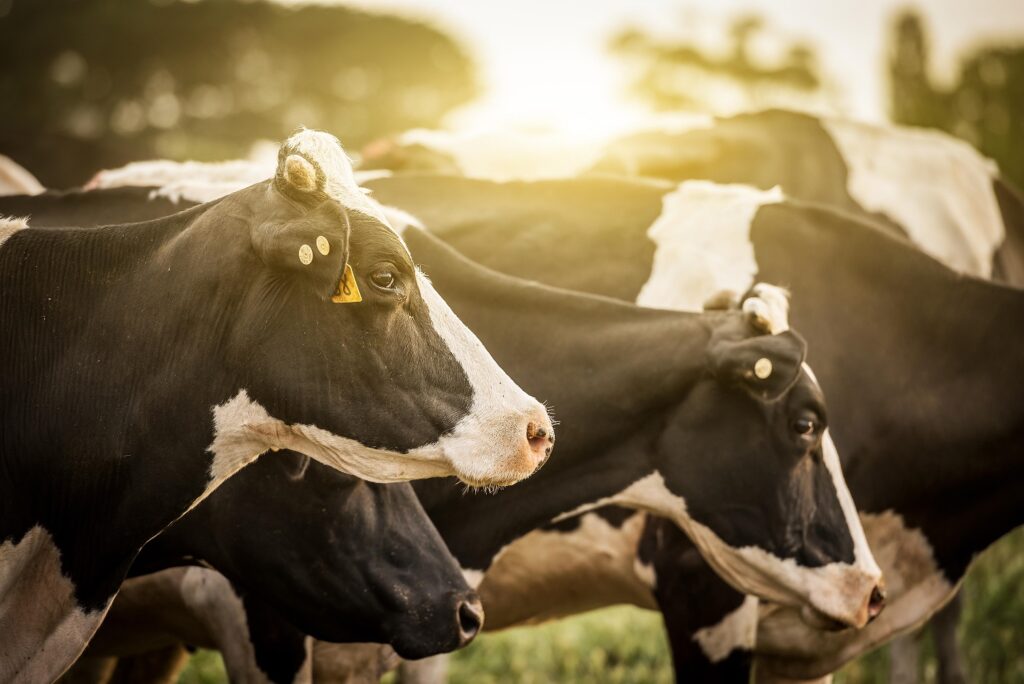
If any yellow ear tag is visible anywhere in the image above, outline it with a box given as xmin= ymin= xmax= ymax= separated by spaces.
xmin=331 ymin=264 xmax=362 ymax=304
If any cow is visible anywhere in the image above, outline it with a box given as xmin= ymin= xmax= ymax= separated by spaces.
xmin=358 ymin=110 xmax=1024 ymax=286
xmin=4 ymin=183 xmax=890 ymax=681
xmin=0 ymin=130 xmax=555 ymax=682
xmin=591 ymin=108 xmax=1024 ymax=284
xmin=58 ymin=455 xmax=482 ymax=683
xmin=354 ymin=174 xmax=1024 ymax=682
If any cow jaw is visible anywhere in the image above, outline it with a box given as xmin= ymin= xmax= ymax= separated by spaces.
xmin=608 ymin=469 xmax=882 ymax=630
xmin=754 ymin=510 xmax=955 ymax=679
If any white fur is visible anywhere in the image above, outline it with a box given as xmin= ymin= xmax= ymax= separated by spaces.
xmin=0 ymin=216 xmax=28 ymax=249
xmin=637 ymin=182 xmax=784 ymax=311
xmin=823 ymin=117 xmax=1003 ymax=278
xmin=693 ymin=595 xmax=760 ymax=662
xmin=0 ymin=526 xmax=110 ymax=682
xmin=0 ymin=155 xmax=43 ymax=196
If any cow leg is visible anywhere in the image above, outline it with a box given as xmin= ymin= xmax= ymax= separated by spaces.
xmin=312 ymin=643 xmax=399 ymax=684
xmin=931 ymin=592 xmax=967 ymax=684
xmin=397 ymin=654 xmax=450 ymax=684
xmin=179 ymin=568 xmax=310 ymax=684
xmin=106 ymin=645 xmax=190 ymax=684
xmin=889 ymin=631 xmax=921 ymax=684
xmin=58 ymin=656 xmax=118 ymax=684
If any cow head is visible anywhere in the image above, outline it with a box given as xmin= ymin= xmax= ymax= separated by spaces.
xmin=181 ymin=129 xmax=553 ymax=488
xmin=619 ymin=287 xmax=883 ymax=629
xmin=149 ymin=452 xmax=482 ymax=659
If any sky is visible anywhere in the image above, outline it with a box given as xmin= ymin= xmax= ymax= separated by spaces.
xmin=299 ymin=0 xmax=1024 ymax=130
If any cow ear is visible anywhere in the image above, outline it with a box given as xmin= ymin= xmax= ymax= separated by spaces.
xmin=252 ymin=199 xmax=355 ymax=301
xmin=708 ymin=329 xmax=807 ymax=401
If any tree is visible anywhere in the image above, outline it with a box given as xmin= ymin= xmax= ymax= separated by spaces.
xmin=0 ymin=0 xmax=478 ymax=186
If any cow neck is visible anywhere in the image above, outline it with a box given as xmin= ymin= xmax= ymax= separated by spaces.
xmin=404 ymin=228 xmax=712 ymax=571
xmin=0 ymin=201 xmax=241 ymax=577
xmin=754 ymin=202 xmax=1024 ymax=580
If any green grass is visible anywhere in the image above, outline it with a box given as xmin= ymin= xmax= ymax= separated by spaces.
xmin=179 ymin=528 xmax=1024 ymax=683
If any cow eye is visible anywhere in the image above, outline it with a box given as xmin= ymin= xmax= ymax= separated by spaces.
xmin=793 ymin=417 xmax=817 ymax=436
xmin=370 ymin=269 xmax=397 ymax=290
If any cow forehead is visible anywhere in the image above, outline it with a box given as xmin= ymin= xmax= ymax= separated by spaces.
xmin=281 ymin=129 xmax=392 ymax=227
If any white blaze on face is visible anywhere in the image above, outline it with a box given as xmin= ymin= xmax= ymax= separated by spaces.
xmin=0 ymin=527 xmax=110 ymax=683
xmin=0 ymin=216 xmax=28 ymax=249
xmin=637 ymin=181 xmax=783 ymax=312
xmin=823 ymin=117 xmax=1004 ymax=278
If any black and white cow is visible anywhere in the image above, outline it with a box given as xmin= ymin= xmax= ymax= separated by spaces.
xmin=359 ymin=110 xmax=1024 ymax=286
xmin=0 ymin=131 xmax=554 ymax=682
xmin=3 ymin=181 xmax=896 ymax=680
xmin=357 ymin=174 xmax=1024 ymax=682
xmin=5 ymin=182 xmax=886 ymax=629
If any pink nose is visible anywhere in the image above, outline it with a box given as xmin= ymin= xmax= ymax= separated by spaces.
xmin=526 ymin=421 xmax=554 ymax=469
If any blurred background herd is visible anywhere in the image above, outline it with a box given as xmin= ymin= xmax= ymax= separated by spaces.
xmin=2 ymin=0 xmax=1022 ymax=681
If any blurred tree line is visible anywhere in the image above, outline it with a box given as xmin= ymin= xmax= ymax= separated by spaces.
xmin=0 ymin=0 xmax=478 ymax=187
xmin=609 ymin=15 xmax=835 ymax=115
xmin=890 ymin=11 xmax=1024 ymax=189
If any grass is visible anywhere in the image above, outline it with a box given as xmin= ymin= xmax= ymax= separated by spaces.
xmin=178 ymin=527 xmax=1024 ymax=683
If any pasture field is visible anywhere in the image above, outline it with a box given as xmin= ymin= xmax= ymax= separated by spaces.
xmin=178 ymin=527 xmax=1024 ymax=684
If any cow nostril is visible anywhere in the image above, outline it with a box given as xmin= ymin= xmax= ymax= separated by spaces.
xmin=527 ymin=422 xmax=554 ymax=454
xmin=868 ymin=585 xmax=887 ymax=621
xmin=457 ymin=599 xmax=484 ymax=645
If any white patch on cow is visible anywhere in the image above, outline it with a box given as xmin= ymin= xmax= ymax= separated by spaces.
xmin=412 ymin=273 xmax=553 ymax=487
xmin=693 ymin=594 xmax=760 ymax=663
xmin=208 ymin=368 xmax=547 ymax=489
xmin=87 ymin=158 xmax=274 ymax=205
xmin=0 ymin=526 xmax=110 ymax=682
xmin=207 ymin=390 xmax=453 ymax=489
xmin=0 ymin=215 xmax=28 ymax=249
xmin=822 ymin=117 xmax=1004 ymax=278
xmin=637 ymin=182 xmax=784 ymax=312
xmin=755 ymin=510 xmax=955 ymax=679
xmin=744 ymin=283 xmax=791 ymax=333
xmin=475 ymin=512 xmax=657 ymax=630
xmin=461 ymin=568 xmax=485 ymax=590
xmin=571 ymin=471 xmax=882 ymax=629
xmin=179 ymin=567 xmax=277 ymax=684
xmin=818 ymin=427 xmax=881 ymax=584
xmin=0 ymin=154 xmax=44 ymax=196
xmin=632 ymin=553 xmax=656 ymax=590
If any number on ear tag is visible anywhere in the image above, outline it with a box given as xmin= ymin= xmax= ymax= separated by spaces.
xmin=331 ymin=264 xmax=362 ymax=304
